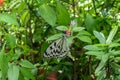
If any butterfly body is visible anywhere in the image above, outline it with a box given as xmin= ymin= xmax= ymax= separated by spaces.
xmin=44 ymin=36 xmax=69 ymax=59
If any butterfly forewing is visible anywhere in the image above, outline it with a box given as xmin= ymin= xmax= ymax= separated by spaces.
xmin=44 ymin=36 xmax=69 ymax=58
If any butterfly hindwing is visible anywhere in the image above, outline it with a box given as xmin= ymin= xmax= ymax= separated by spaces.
xmin=44 ymin=36 xmax=69 ymax=58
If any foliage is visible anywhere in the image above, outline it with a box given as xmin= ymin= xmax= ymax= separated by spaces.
xmin=0 ymin=0 xmax=120 ymax=80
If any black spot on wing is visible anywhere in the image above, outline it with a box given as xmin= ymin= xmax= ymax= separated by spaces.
xmin=50 ymin=46 xmax=53 ymax=50
xmin=54 ymin=42 xmax=57 ymax=47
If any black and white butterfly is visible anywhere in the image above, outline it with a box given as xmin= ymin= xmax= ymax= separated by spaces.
xmin=44 ymin=36 xmax=69 ymax=59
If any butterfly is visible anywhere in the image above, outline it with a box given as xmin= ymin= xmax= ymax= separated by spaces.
xmin=44 ymin=36 xmax=69 ymax=59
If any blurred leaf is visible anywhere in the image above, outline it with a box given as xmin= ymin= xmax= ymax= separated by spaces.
xmin=110 ymin=62 xmax=120 ymax=69
xmin=85 ymin=51 xmax=104 ymax=59
xmin=38 ymin=4 xmax=56 ymax=26
xmin=96 ymin=70 xmax=106 ymax=80
xmin=0 ymin=43 xmax=8 ymax=80
xmin=56 ymin=26 xmax=68 ymax=31
xmin=93 ymin=30 xmax=106 ymax=44
xmin=56 ymin=1 xmax=70 ymax=25
xmin=20 ymin=10 xmax=30 ymax=25
xmin=76 ymin=35 xmax=92 ymax=43
xmin=8 ymin=64 xmax=19 ymax=80
xmin=0 ymin=13 xmax=19 ymax=26
xmin=109 ymin=42 xmax=120 ymax=48
xmin=84 ymin=45 xmax=102 ymax=50
xmin=12 ymin=50 xmax=23 ymax=60
xmin=111 ymin=50 xmax=120 ymax=56
xmin=72 ymin=27 xmax=85 ymax=32
xmin=106 ymin=26 xmax=118 ymax=44
xmin=19 ymin=60 xmax=35 ymax=69
xmin=77 ymin=30 xmax=91 ymax=36
xmin=46 ymin=34 xmax=63 ymax=41
xmin=20 ymin=67 xmax=35 ymax=80
xmin=5 ymin=34 xmax=16 ymax=49
xmin=85 ymin=14 xmax=96 ymax=32
xmin=95 ymin=53 xmax=109 ymax=74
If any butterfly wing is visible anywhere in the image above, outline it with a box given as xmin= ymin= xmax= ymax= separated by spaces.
xmin=56 ymin=36 xmax=69 ymax=58
xmin=44 ymin=36 xmax=69 ymax=58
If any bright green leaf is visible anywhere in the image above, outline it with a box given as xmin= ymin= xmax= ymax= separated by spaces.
xmin=76 ymin=35 xmax=92 ymax=43
xmin=85 ymin=51 xmax=104 ymax=59
xmin=106 ymin=26 xmax=118 ymax=44
xmin=0 ymin=43 xmax=8 ymax=80
xmin=0 ymin=13 xmax=19 ymax=26
xmin=56 ymin=1 xmax=70 ymax=25
xmin=46 ymin=34 xmax=63 ymax=41
xmin=84 ymin=45 xmax=102 ymax=50
xmin=93 ymin=30 xmax=106 ymax=44
xmin=95 ymin=53 xmax=109 ymax=74
xmin=73 ymin=27 xmax=85 ymax=32
xmin=20 ymin=67 xmax=35 ymax=80
xmin=77 ymin=30 xmax=91 ymax=36
xmin=8 ymin=64 xmax=19 ymax=80
xmin=56 ymin=26 xmax=68 ymax=31
xmin=38 ymin=4 xmax=56 ymax=26
xmin=19 ymin=60 xmax=35 ymax=69
xmin=5 ymin=34 xmax=16 ymax=49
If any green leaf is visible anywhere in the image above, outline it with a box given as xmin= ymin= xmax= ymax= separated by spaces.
xmin=56 ymin=1 xmax=70 ymax=25
xmin=8 ymin=64 xmax=19 ymax=80
xmin=72 ymin=27 xmax=85 ymax=32
xmin=20 ymin=67 xmax=35 ymax=80
xmin=77 ymin=30 xmax=91 ymax=36
xmin=19 ymin=60 xmax=35 ymax=69
xmin=85 ymin=51 xmax=104 ymax=59
xmin=0 ymin=13 xmax=19 ymax=26
xmin=111 ymin=50 xmax=120 ymax=56
xmin=38 ymin=4 xmax=56 ymax=26
xmin=20 ymin=10 xmax=30 ymax=25
xmin=5 ymin=34 xmax=16 ymax=49
xmin=95 ymin=53 xmax=109 ymax=74
xmin=76 ymin=35 xmax=92 ymax=43
xmin=0 ymin=43 xmax=8 ymax=80
xmin=46 ymin=34 xmax=63 ymax=41
xmin=106 ymin=26 xmax=118 ymax=44
xmin=96 ymin=70 xmax=106 ymax=80
xmin=84 ymin=45 xmax=102 ymax=50
xmin=85 ymin=14 xmax=96 ymax=32
xmin=109 ymin=42 xmax=120 ymax=48
xmin=110 ymin=62 xmax=120 ymax=69
xmin=93 ymin=31 xmax=106 ymax=44
xmin=56 ymin=26 xmax=68 ymax=31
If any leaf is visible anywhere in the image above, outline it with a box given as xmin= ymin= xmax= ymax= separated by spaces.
xmin=85 ymin=14 xmax=96 ymax=32
xmin=5 ymin=34 xmax=16 ymax=49
xmin=93 ymin=31 xmax=106 ymax=44
xmin=76 ymin=35 xmax=92 ymax=43
xmin=56 ymin=26 xmax=68 ymax=31
xmin=38 ymin=4 xmax=56 ymax=26
xmin=111 ymin=50 xmax=120 ymax=56
xmin=96 ymin=70 xmax=106 ymax=80
xmin=109 ymin=42 xmax=120 ymax=48
xmin=56 ymin=1 xmax=70 ymax=25
xmin=20 ymin=67 xmax=35 ymax=80
xmin=0 ymin=43 xmax=8 ymax=80
xmin=0 ymin=13 xmax=19 ymax=26
xmin=19 ymin=60 xmax=35 ymax=69
xmin=84 ymin=45 xmax=102 ymax=50
xmin=85 ymin=51 xmax=104 ymax=59
xmin=20 ymin=10 xmax=30 ymax=25
xmin=106 ymin=26 xmax=118 ymax=44
xmin=72 ymin=27 xmax=85 ymax=32
xmin=46 ymin=34 xmax=63 ymax=41
xmin=8 ymin=64 xmax=19 ymax=80
xmin=77 ymin=30 xmax=91 ymax=36
xmin=95 ymin=53 xmax=109 ymax=74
